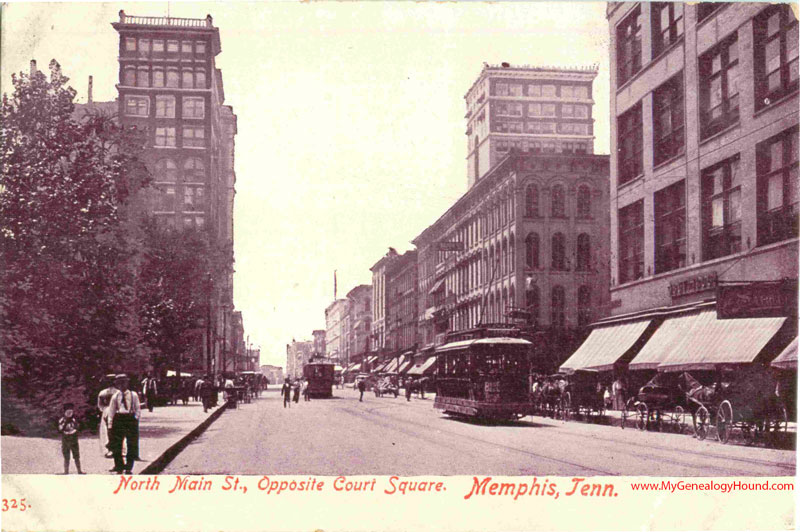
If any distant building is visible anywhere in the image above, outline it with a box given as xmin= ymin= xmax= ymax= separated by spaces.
xmin=386 ymin=250 xmax=418 ymax=358
xmin=324 ymin=299 xmax=349 ymax=365
xmin=312 ymin=330 xmax=326 ymax=360
xmin=465 ymin=62 xmax=599 ymax=188
xmin=370 ymin=248 xmax=399 ymax=353
xmin=260 ymin=364 xmax=283 ymax=385
xmin=286 ymin=340 xmax=313 ymax=379
xmin=345 ymin=284 xmax=372 ymax=364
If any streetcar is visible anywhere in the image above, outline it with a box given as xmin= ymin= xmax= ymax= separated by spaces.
xmin=434 ymin=326 xmax=534 ymax=420
xmin=302 ymin=361 xmax=336 ymax=398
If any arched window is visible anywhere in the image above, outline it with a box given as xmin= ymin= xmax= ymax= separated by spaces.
xmin=137 ymin=67 xmax=149 ymax=87
xmin=576 ymin=233 xmax=591 ymax=271
xmin=526 ymin=284 xmax=540 ymax=322
xmin=509 ymin=283 xmax=515 ymax=308
xmin=501 ymin=237 xmax=508 ymax=274
xmin=578 ymin=286 xmax=592 ymax=327
xmin=525 ymin=233 xmax=539 ymax=269
xmin=183 ymin=157 xmax=205 ymax=182
xmin=525 ymin=185 xmax=539 ymax=217
xmin=154 ymin=158 xmax=178 ymax=182
xmin=577 ymin=185 xmax=592 ymax=218
xmin=509 ymin=233 xmax=515 ymax=272
xmin=501 ymin=287 xmax=508 ymax=321
xmin=552 ymin=232 xmax=566 ymax=270
xmin=551 ymin=285 xmax=565 ymax=328
xmin=551 ymin=184 xmax=565 ymax=217
xmin=488 ymin=292 xmax=495 ymax=322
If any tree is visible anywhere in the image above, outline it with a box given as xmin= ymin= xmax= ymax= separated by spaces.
xmin=0 ymin=60 xmax=150 ymax=432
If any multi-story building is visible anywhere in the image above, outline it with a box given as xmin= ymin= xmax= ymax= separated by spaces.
xmin=312 ymin=330 xmax=326 ymax=360
xmin=74 ymin=12 xmax=240 ymax=377
xmin=560 ymin=3 xmax=797 ymax=380
xmin=386 ymin=250 xmax=419 ymax=356
xmin=286 ymin=340 xmax=313 ymax=379
xmin=260 ymin=364 xmax=284 ymax=385
xmin=370 ymin=248 xmax=399 ymax=353
xmin=324 ymin=299 xmax=349 ymax=365
xmin=465 ymin=63 xmax=599 ymax=188
xmin=345 ymin=285 xmax=372 ymax=364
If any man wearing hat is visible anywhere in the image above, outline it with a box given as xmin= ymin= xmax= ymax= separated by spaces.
xmin=107 ymin=374 xmax=141 ymax=474
xmin=96 ymin=374 xmax=119 ymax=458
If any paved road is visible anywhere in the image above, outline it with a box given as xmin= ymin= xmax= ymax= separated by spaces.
xmin=164 ymin=388 xmax=795 ymax=476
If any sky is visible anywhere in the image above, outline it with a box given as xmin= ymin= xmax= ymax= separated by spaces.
xmin=1 ymin=1 xmax=611 ymax=368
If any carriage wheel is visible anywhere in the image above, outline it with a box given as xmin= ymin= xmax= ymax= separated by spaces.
xmin=636 ymin=403 xmax=648 ymax=431
xmin=693 ymin=406 xmax=710 ymax=440
xmin=716 ymin=400 xmax=733 ymax=444
xmin=673 ymin=406 xmax=687 ymax=434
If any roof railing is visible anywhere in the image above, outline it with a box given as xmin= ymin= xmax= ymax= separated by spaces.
xmin=118 ymin=10 xmax=213 ymax=28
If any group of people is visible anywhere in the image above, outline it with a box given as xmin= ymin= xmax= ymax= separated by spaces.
xmin=281 ymin=378 xmax=311 ymax=407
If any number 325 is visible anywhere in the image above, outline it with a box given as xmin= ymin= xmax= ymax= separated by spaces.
xmin=2 ymin=498 xmax=28 ymax=512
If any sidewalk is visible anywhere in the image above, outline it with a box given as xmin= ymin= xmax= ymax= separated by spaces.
xmin=1 ymin=398 xmax=225 ymax=475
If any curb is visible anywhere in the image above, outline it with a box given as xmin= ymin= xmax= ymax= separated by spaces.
xmin=140 ymin=401 xmax=230 ymax=475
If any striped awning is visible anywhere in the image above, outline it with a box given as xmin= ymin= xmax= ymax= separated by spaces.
xmin=628 ymin=313 xmax=701 ymax=371
xmin=771 ymin=338 xmax=797 ymax=370
xmin=407 ymin=356 xmax=437 ymax=376
xmin=559 ymin=320 xmax=651 ymax=373
xmin=656 ymin=310 xmax=785 ymax=372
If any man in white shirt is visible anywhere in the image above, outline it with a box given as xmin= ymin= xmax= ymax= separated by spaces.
xmin=107 ymin=374 xmax=141 ymax=474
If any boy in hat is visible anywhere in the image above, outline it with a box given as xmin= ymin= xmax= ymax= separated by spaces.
xmin=108 ymin=374 xmax=141 ymax=474
xmin=58 ymin=403 xmax=85 ymax=474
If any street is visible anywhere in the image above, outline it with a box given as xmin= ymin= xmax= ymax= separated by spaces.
xmin=164 ymin=388 xmax=795 ymax=477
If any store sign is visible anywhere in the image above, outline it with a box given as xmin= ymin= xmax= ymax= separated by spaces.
xmin=717 ymin=282 xmax=796 ymax=319
xmin=438 ymin=241 xmax=464 ymax=252
xmin=668 ymin=272 xmax=718 ymax=299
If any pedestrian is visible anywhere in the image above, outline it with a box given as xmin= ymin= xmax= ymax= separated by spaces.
xmin=302 ymin=379 xmax=311 ymax=402
xmin=96 ymin=374 xmax=118 ymax=458
xmin=281 ymin=378 xmax=292 ymax=408
xmin=357 ymin=378 xmax=366 ymax=402
xmin=292 ymin=380 xmax=300 ymax=403
xmin=58 ymin=403 xmax=85 ymax=475
xmin=405 ymin=379 xmax=413 ymax=402
xmin=108 ymin=374 xmax=141 ymax=475
xmin=142 ymin=373 xmax=158 ymax=413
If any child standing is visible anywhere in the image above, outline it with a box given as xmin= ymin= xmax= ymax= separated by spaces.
xmin=58 ymin=403 xmax=85 ymax=474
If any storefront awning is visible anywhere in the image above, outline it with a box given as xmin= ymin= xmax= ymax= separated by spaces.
xmin=398 ymin=360 xmax=414 ymax=374
xmin=407 ymin=356 xmax=437 ymax=376
xmin=656 ymin=310 xmax=785 ymax=372
xmin=559 ymin=320 xmax=652 ymax=373
xmin=771 ymin=338 xmax=797 ymax=370
xmin=628 ymin=313 xmax=701 ymax=371
xmin=437 ymin=337 xmax=532 ymax=352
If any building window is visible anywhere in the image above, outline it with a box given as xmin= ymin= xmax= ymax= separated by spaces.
xmin=702 ymin=156 xmax=742 ymax=261
xmin=155 ymin=95 xmax=176 ymax=118
xmin=757 ymin=128 xmax=799 ymax=246
xmin=754 ymin=4 xmax=799 ymax=109
xmin=138 ymin=38 xmax=150 ymax=58
xmin=496 ymin=102 xmax=523 ymax=117
xmin=525 ymin=233 xmax=540 ymax=269
xmin=654 ymin=180 xmax=686 ymax=274
xmin=123 ymin=67 xmax=136 ymax=86
xmin=157 ymin=186 xmax=176 ymax=212
xmin=576 ymin=233 xmax=591 ymax=271
xmin=700 ymin=34 xmax=739 ymax=139
xmin=182 ymin=70 xmax=194 ymax=88
xmin=526 ymin=122 xmax=556 ymax=134
xmin=551 ymin=232 xmax=566 ymax=270
xmin=153 ymin=39 xmax=164 ymax=53
xmin=697 ymin=3 xmax=729 ymax=23
xmin=183 ymin=157 xmax=206 ymax=182
xmin=509 ymin=84 xmax=523 ymax=97
xmin=619 ymin=200 xmax=644 ymax=284
xmin=183 ymin=186 xmax=206 ymax=211
xmin=577 ymin=286 xmax=592 ymax=327
xmin=525 ymin=185 xmax=539 ymax=217
xmin=195 ymin=215 xmax=205 ymax=229
xmin=196 ymin=41 xmax=206 ymax=55
xmin=167 ymin=40 xmax=179 ymax=53
xmin=527 ymin=84 xmax=541 ymax=97
xmin=195 ymin=69 xmax=207 ymax=89
xmin=617 ymin=6 xmax=642 ymax=85
xmin=562 ymin=104 xmax=574 ymax=117
xmin=182 ymin=127 xmax=205 ymax=148
xmin=526 ymin=284 xmax=539 ymax=323
xmin=653 ymin=73 xmax=685 ymax=165
xmin=167 ymin=68 xmax=179 ymax=88
xmin=559 ymin=123 xmax=589 ymax=135
xmin=551 ymin=185 xmax=565 ymax=218
xmin=152 ymin=69 xmax=164 ymax=87
xmin=182 ymin=40 xmax=193 ymax=54
xmin=182 ymin=97 xmax=205 ymax=119
xmin=155 ymin=127 xmax=176 ymax=148
xmin=495 ymin=82 xmax=509 ymax=96
xmin=551 ymin=286 xmax=565 ymax=329
xmin=125 ymin=37 xmax=136 ymax=51
xmin=124 ymin=95 xmax=149 ymax=117
xmin=542 ymin=104 xmax=556 ymax=117
xmin=541 ymin=85 xmax=556 ymax=97
xmin=651 ymin=2 xmax=683 ymax=58
xmin=155 ymin=159 xmax=178 ymax=182
xmin=618 ymin=101 xmax=643 ymax=185
xmin=137 ymin=67 xmax=149 ymax=87
xmin=543 ymin=141 xmax=556 ymax=153
xmin=577 ymin=185 xmax=591 ymax=218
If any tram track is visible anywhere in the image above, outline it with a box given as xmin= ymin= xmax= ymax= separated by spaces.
xmin=352 ymin=400 xmax=794 ymax=477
